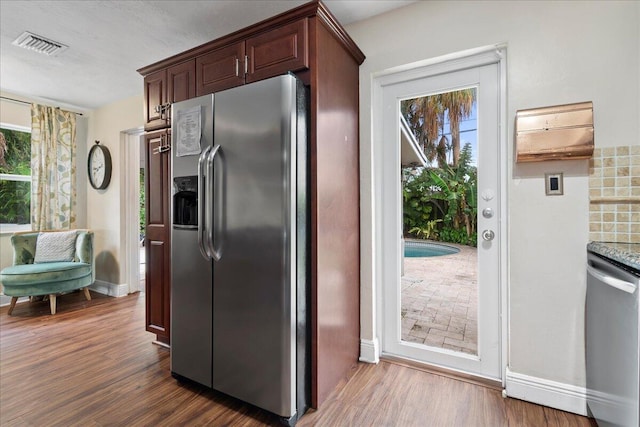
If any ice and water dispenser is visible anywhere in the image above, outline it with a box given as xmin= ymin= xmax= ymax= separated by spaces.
xmin=173 ymin=176 xmax=198 ymax=228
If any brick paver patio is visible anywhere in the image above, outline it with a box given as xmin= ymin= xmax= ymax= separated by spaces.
xmin=401 ymin=242 xmax=478 ymax=354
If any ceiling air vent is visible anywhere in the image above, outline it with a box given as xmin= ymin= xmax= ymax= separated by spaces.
xmin=12 ymin=31 xmax=68 ymax=56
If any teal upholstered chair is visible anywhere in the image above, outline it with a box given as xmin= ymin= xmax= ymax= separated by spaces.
xmin=0 ymin=230 xmax=95 ymax=315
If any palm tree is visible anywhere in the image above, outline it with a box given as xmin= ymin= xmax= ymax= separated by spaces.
xmin=401 ymin=88 xmax=476 ymax=166
xmin=441 ymin=89 xmax=475 ymax=166
xmin=401 ymin=95 xmax=442 ymax=163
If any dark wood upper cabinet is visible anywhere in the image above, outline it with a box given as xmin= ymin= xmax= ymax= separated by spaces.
xmin=144 ymin=69 xmax=166 ymax=131
xmin=168 ymin=60 xmax=196 ymax=104
xmin=144 ymin=61 xmax=196 ymax=131
xmin=195 ymin=19 xmax=308 ymax=95
xmin=245 ymin=18 xmax=308 ymax=83
xmin=146 ymin=20 xmax=310 ymax=104
xmin=196 ymin=42 xmax=245 ymax=96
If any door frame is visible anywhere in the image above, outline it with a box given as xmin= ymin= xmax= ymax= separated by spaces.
xmin=371 ymin=45 xmax=508 ymax=383
xmin=121 ymin=127 xmax=145 ymax=294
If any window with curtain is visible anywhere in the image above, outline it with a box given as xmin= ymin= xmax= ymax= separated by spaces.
xmin=0 ymin=124 xmax=31 ymax=229
xmin=30 ymin=104 xmax=77 ymax=231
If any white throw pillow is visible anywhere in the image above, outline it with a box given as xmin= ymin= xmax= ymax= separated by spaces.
xmin=34 ymin=231 xmax=78 ymax=263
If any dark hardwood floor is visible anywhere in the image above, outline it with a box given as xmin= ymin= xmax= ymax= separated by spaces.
xmin=0 ymin=291 xmax=593 ymax=426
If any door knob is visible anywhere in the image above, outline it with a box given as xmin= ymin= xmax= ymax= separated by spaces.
xmin=482 ymin=229 xmax=495 ymax=241
xmin=482 ymin=208 xmax=494 ymax=218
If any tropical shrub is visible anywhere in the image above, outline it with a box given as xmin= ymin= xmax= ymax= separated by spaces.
xmin=403 ymin=143 xmax=477 ymax=247
xmin=139 ymin=168 xmax=145 ymax=240
xmin=439 ymin=226 xmax=477 ymax=246
xmin=403 ymin=167 xmax=441 ymax=234
xmin=409 ymin=219 xmax=442 ymax=240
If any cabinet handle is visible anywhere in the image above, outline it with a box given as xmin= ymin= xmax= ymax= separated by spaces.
xmin=153 ymin=103 xmax=169 ymax=123
xmin=235 ymin=58 xmax=239 ymax=77
xmin=244 ymin=55 xmax=249 ymax=74
xmin=152 ymin=134 xmax=171 ymax=154
xmin=152 ymin=139 xmax=162 ymax=154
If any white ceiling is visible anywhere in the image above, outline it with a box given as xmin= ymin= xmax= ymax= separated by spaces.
xmin=0 ymin=0 xmax=415 ymax=110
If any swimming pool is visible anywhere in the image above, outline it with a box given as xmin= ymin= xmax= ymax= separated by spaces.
xmin=404 ymin=241 xmax=460 ymax=258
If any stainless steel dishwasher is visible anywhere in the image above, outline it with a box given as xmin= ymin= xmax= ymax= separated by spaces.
xmin=586 ymin=251 xmax=640 ymax=427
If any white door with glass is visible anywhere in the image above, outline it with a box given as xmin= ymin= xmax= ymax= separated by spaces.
xmin=378 ymin=54 xmax=503 ymax=380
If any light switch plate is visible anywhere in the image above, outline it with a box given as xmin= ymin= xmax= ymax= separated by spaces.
xmin=545 ymin=172 xmax=563 ymax=195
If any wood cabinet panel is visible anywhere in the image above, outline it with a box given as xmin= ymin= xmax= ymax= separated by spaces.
xmin=246 ymin=18 xmax=308 ymax=83
xmin=196 ymin=42 xmax=245 ymax=96
xmin=168 ymin=60 xmax=196 ymax=103
xmin=144 ymin=130 xmax=171 ymax=341
xmin=309 ymin=17 xmax=361 ymax=408
xmin=166 ymin=60 xmax=196 ymax=128
xmin=144 ymin=69 xmax=166 ymax=131
xmin=146 ymin=240 xmax=168 ymax=335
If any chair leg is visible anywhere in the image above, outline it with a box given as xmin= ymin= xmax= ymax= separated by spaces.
xmin=49 ymin=294 xmax=56 ymax=315
xmin=82 ymin=287 xmax=91 ymax=301
xmin=7 ymin=297 xmax=18 ymax=315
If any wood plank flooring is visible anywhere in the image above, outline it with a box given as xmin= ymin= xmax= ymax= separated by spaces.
xmin=0 ymin=291 xmax=594 ymax=426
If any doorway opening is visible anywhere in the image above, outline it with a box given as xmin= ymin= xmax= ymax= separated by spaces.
xmin=122 ymin=128 xmax=145 ymax=294
xmin=400 ymin=88 xmax=479 ymax=355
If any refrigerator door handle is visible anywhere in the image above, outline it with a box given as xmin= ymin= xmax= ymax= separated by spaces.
xmin=198 ymin=146 xmax=212 ymax=260
xmin=207 ymin=144 xmax=222 ymax=261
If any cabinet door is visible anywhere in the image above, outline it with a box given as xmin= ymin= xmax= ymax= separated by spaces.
xmin=196 ymin=42 xmax=245 ymax=95
xmin=166 ymin=60 xmax=196 ymax=126
xmin=144 ymin=69 xmax=167 ymax=131
xmin=245 ymin=18 xmax=308 ymax=84
xmin=144 ymin=130 xmax=171 ymax=342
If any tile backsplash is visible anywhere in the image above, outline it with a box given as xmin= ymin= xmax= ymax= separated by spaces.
xmin=588 ymin=145 xmax=640 ymax=243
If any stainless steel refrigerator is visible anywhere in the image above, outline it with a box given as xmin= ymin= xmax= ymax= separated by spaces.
xmin=170 ymin=74 xmax=309 ymax=424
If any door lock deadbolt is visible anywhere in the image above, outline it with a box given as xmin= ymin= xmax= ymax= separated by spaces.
xmin=482 ymin=230 xmax=495 ymax=241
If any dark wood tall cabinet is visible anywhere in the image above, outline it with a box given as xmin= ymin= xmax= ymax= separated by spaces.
xmin=138 ymin=0 xmax=364 ymax=408
xmin=143 ymin=130 xmax=171 ymax=343
xmin=142 ymin=63 xmax=195 ymax=344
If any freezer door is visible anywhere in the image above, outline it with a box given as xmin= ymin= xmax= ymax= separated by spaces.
xmin=170 ymin=95 xmax=214 ymax=387
xmin=211 ymin=75 xmax=298 ymax=418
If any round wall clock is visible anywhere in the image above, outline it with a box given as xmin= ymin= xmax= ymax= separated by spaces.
xmin=88 ymin=140 xmax=112 ymax=190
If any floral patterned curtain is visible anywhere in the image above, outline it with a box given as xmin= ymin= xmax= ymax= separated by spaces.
xmin=30 ymin=104 xmax=77 ymax=231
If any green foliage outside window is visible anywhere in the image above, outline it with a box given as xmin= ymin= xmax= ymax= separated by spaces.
xmin=403 ymin=143 xmax=477 ymax=247
xmin=140 ymin=168 xmax=145 ymax=240
xmin=0 ymin=127 xmax=31 ymax=224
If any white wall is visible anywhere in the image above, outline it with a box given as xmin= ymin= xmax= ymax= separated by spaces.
xmin=347 ymin=0 xmax=639 ymax=390
xmin=87 ymin=94 xmax=143 ymax=286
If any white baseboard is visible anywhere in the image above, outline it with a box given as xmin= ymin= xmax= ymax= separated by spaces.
xmin=1 ymin=281 xmax=128 ymax=306
xmin=505 ymin=367 xmax=588 ymax=416
xmin=359 ymin=338 xmax=380 ymax=364
xmin=89 ymin=280 xmax=129 ymax=298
